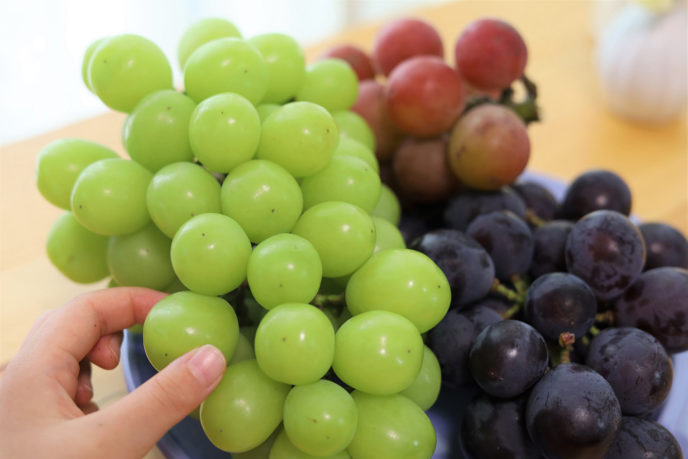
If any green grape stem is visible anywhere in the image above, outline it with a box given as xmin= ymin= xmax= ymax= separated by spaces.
xmin=595 ymin=310 xmax=614 ymax=325
xmin=525 ymin=209 xmax=547 ymax=228
xmin=490 ymin=278 xmax=526 ymax=306
xmin=312 ymin=292 xmax=345 ymax=312
xmin=498 ymin=74 xmax=541 ymax=125
xmin=589 ymin=325 xmax=601 ymax=336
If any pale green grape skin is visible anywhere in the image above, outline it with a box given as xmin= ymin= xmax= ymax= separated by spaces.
xmin=332 ymin=135 xmax=379 ymax=173
xmin=400 ymin=345 xmax=442 ymax=411
xmin=370 ymin=184 xmax=401 ymax=226
xmin=234 ymin=428 xmax=280 ymax=459
xmin=146 ymin=161 xmax=222 ymax=239
xmin=71 ymin=158 xmax=152 ymax=236
xmin=254 ymin=303 xmax=335 ymax=385
xmin=300 ymin=156 xmax=381 ymax=213
xmin=256 ymin=102 xmax=339 ymax=178
xmin=270 ymin=428 xmax=351 ymax=459
xmin=247 ymin=234 xmax=322 ymax=309
xmin=333 ymin=310 xmax=423 ymax=395
xmin=184 ymin=37 xmax=268 ymax=105
xmin=372 ymin=216 xmax=405 ymax=254
xmin=256 ymin=103 xmax=280 ymax=122
xmin=143 ymin=291 xmax=239 ymax=371
xmin=200 ymin=359 xmax=290 ymax=453
xmin=296 ymin=59 xmax=358 ymax=112
xmin=228 ymin=332 xmax=255 ymax=366
xmin=292 ymin=202 xmax=376 ymax=278
xmin=345 ymin=249 xmax=451 ymax=333
xmin=221 ymin=160 xmax=303 ymax=243
xmin=178 ymin=18 xmax=241 ymax=70
xmin=36 ymin=138 xmax=118 ymax=209
xmin=283 ymin=380 xmax=358 ymax=457
xmin=46 ymin=212 xmax=109 ymax=283
xmin=88 ymin=34 xmax=173 ymax=113
xmin=123 ymin=90 xmax=196 ymax=172
xmin=170 ymin=213 xmax=252 ymax=296
xmin=106 ymin=224 xmax=175 ymax=290
xmin=347 ymin=391 xmax=436 ymax=459
xmin=332 ymin=110 xmax=376 ymax=152
xmin=82 ymin=37 xmax=107 ymax=92
xmin=188 ymin=92 xmax=261 ymax=173
xmin=248 ymin=33 xmax=306 ymax=104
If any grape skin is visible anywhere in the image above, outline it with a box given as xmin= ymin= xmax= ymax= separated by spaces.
xmin=604 ymin=416 xmax=683 ymax=459
xmin=443 ymin=187 xmax=527 ymax=232
xmin=559 ymin=170 xmax=632 ymax=221
xmin=639 ymin=222 xmax=688 ymax=270
xmin=529 ymin=220 xmax=574 ymax=278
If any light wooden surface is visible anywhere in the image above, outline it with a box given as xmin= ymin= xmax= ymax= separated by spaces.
xmin=1 ymin=1 xmax=685 ymax=457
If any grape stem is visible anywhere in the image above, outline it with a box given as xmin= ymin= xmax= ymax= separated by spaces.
xmin=525 ymin=209 xmax=547 ymax=228
xmin=556 ymin=332 xmax=575 ymax=365
xmin=490 ymin=278 xmax=525 ymax=304
xmin=499 ymin=74 xmax=541 ymax=125
xmin=589 ymin=325 xmax=601 ymax=336
xmin=595 ymin=310 xmax=614 ymax=325
xmin=511 ymin=274 xmax=529 ymax=297
xmin=311 ymin=292 xmax=345 ymax=311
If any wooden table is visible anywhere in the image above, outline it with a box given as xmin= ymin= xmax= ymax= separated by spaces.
xmin=1 ymin=1 xmax=685 ymax=457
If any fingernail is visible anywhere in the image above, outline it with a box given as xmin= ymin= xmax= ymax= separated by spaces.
xmin=188 ymin=345 xmax=226 ymax=387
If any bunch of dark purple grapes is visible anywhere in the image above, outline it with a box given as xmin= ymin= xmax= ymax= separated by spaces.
xmin=408 ymin=169 xmax=687 ymax=458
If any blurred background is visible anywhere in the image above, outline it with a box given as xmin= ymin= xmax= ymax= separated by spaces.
xmin=0 ymin=0 xmax=451 ymax=145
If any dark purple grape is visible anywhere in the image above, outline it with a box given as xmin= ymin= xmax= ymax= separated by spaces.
xmin=513 ymin=181 xmax=558 ymax=222
xmin=526 ymin=363 xmax=622 ymax=459
xmin=470 ymin=294 xmax=512 ymax=318
xmin=560 ymin=170 xmax=632 ymax=220
xmin=565 ymin=210 xmax=645 ymax=301
xmin=585 ymin=327 xmax=673 ymax=416
xmin=427 ymin=305 xmax=503 ymax=388
xmin=604 ymin=416 xmax=683 ymax=459
xmin=530 ymin=220 xmax=574 ymax=278
xmin=410 ymin=229 xmax=496 ymax=308
xmin=469 ymin=320 xmax=549 ymax=398
xmin=639 ymin=222 xmax=688 ymax=270
xmin=524 ymin=272 xmax=597 ymax=342
xmin=467 ymin=210 xmax=534 ymax=281
xmin=461 ymin=393 xmax=540 ymax=459
xmin=443 ymin=187 xmax=527 ymax=231
xmin=613 ymin=267 xmax=688 ymax=353
xmin=398 ymin=201 xmax=445 ymax=244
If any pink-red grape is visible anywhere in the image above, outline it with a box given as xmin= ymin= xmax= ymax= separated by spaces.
xmin=352 ymin=80 xmax=402 ymax=162
xmin=318 ymin=44 xmax=375 ymax=81
xmin=371 ymin=18 xmax=444 ymax=76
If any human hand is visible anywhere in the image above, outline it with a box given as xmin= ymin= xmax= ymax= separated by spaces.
xmin=0 ymin=287 xmax=227 ymax=458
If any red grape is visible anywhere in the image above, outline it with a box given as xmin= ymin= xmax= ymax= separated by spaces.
xmin=385 ymin=56 xmax=465 ymax=138
xmin=448 ymin=104 xmax=530 ymax=190
xmin=318 ymin=44 xmax=375 ymax=81
xmin=455 ymin=18 xmax=528 ymax=91
xmin=351 ymin=80 xmax=402 ymax=162
xmin=392 ymin=137 xmax=459 ymax=203
xmin=371 ymin=17 xmax=444 ymax=76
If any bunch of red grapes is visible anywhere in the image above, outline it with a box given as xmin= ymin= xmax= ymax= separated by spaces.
xmin=320 ymin=17 xmax=687 ymax=459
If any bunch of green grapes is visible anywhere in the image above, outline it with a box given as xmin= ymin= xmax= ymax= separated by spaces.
xmin=36 ymin=18 xmax=452 ymax=459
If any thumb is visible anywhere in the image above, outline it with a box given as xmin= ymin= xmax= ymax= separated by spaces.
xmin=92 ymin=345 xmax=226 ymax=456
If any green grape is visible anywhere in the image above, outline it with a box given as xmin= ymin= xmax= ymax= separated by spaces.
xmin=122 ymin=90 xmax=196 ymax=172
xmin=270 ymin=428 xmax=351 ymax=459
xmin=256 ymin=103 xmax=280 ymax=122
xmin=296 ymin=59 xmax=358 ymax=112
xmin=300 ymin=156 xmax=381 ymax=213
xmin=400 ymin=345 xmax=441 ymax=411
xmin=163 ymin=276 xmax=187 ymax=293
xmin=177 ymin=18 xmax=241 ymax=70
xmin=347 ymin=391 xmax=436 ymax=459
xmin=71 ymin=158 xmax=152 ymax=236
xmin=256 ymin=102 xmax=339 ymax=178
xmin=127 ymin=324 xmax=144 ymax=335
xmin=36 ymin=138 xmax=118 ymax=209
xmin=292 ymin=202 xmax=375 ymax=278
xmin=188 ymin=92 xmax=261 ymax=173
xmin=221 ymin=160 xmax=303 ymax=243
xmin=82 ymin=37 xmax=108 ymax=92
xmin=248 ymin=33 xmax=305 ymax=104
xmin=143 ymin=291 xmax=239 ymax=371
xmin=243 ymin=293 xmax=268 ymax=326
xmin=240 ymin=325 xmax=258 ymax=345
xmin=184 ymin=37 xmax=268 ymax=105
xmin=228 ymin=331 xmax=255 ymax=366
xmin=370 ymin=184 xmax=401 ymax=226
xmin=332 ymin=135 xmax=379 ymax=173
xmin=254 ymin=303 xmax=335 ymax=385
xmin=146 ymin=161 xmax=222 ymax=239
xmin=332 ymin=310 xmax=423 ymax=395
xmin=106 ymin=224 xmax=175 ymax=290
xmin=247 ymin=234 xmax=322 ymax=309
xmin=345 ymin=249 xmax=450 ymax=333
xmin=234 ymin=428 xmax=280 ymax=459
xmin=88 ymin=34 xmax=173 ymax=112
xmin=332 ymin=110 xmax=376 ymax=152
xmin=283 ymin=380 xmax=357 ymax=456
xmin=170 ymin=213 xmax=252 ymax=295
xmin=372 ymin=216 xmax=405 ymax=254
xmin=201 ymin=359 xmax=290 ymax=452
xmin=46 ymin=212 xmax=109 ymax=283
